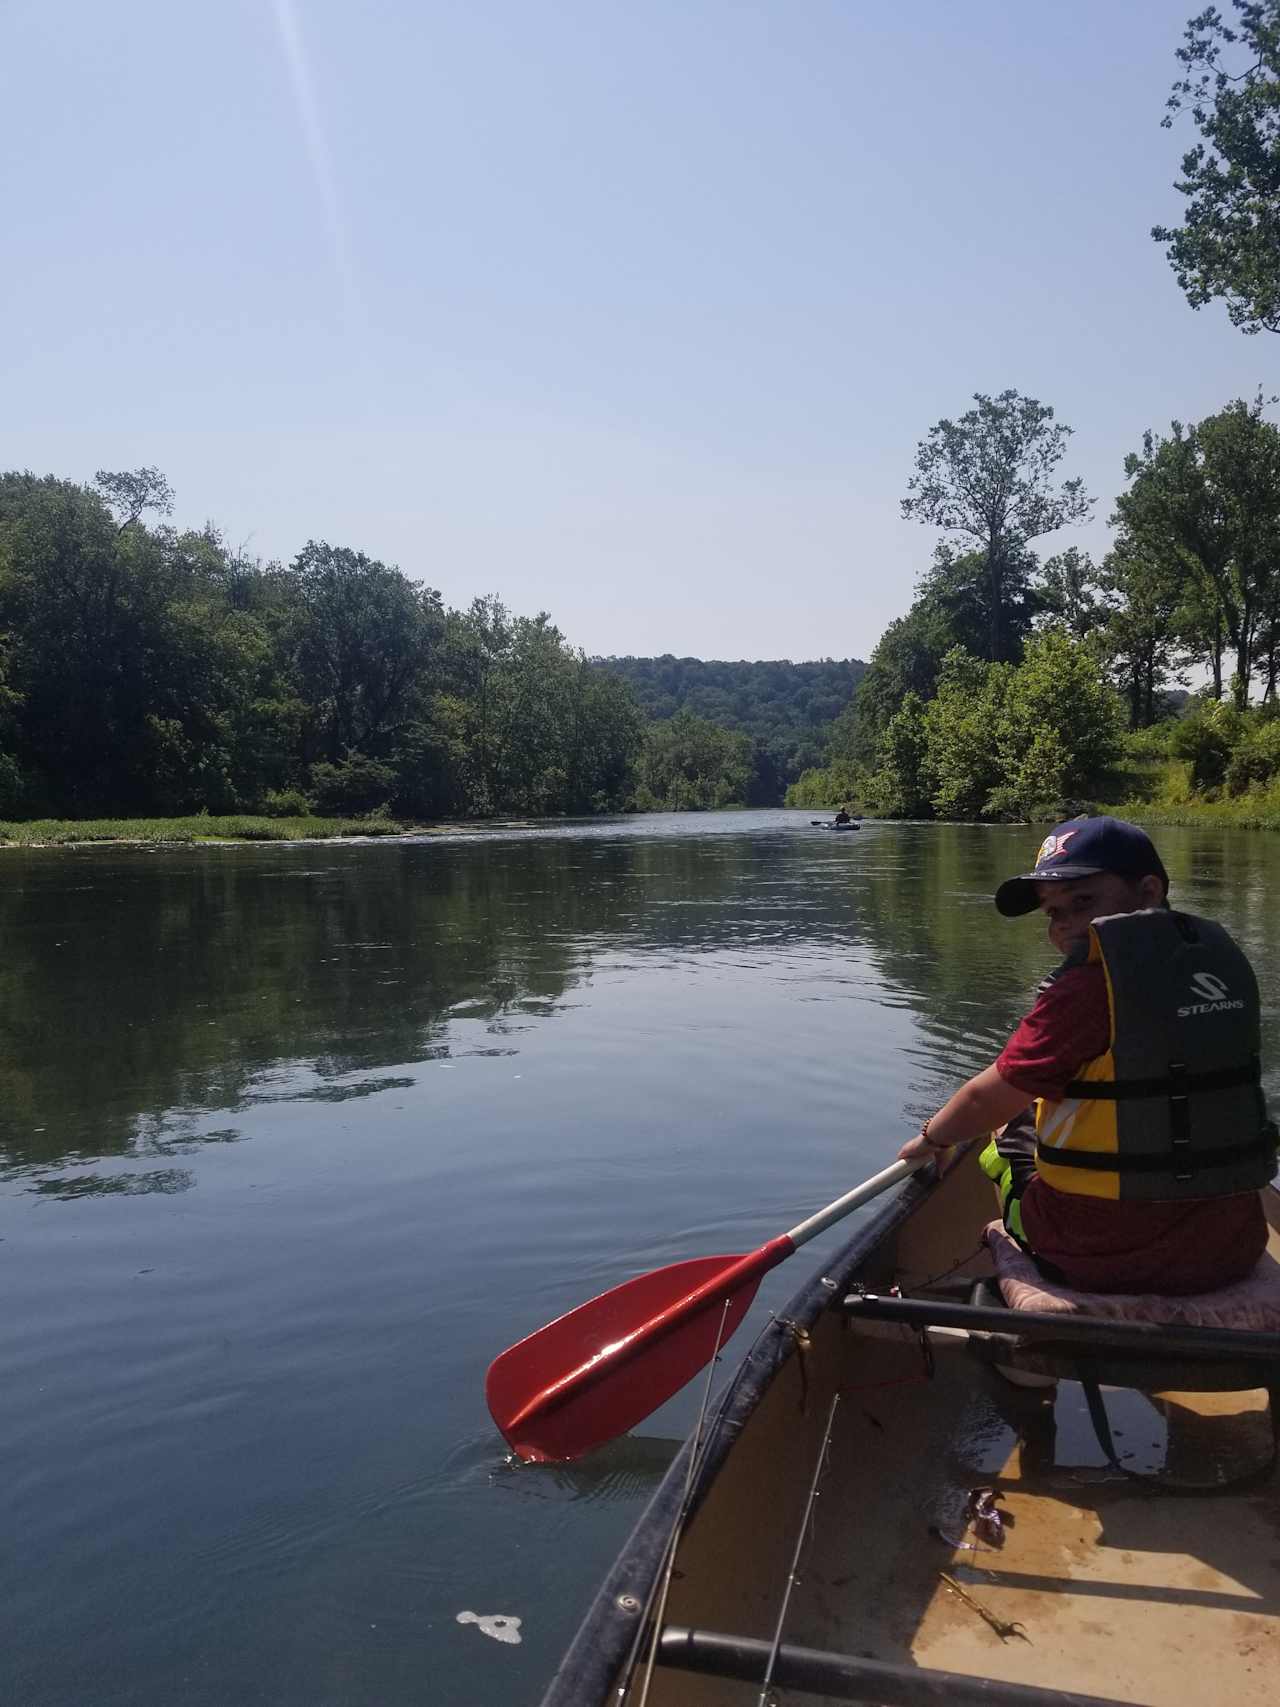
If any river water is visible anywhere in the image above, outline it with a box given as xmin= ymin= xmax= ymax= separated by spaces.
xmin=1 ymin=811 xmax=1276 ymax=1706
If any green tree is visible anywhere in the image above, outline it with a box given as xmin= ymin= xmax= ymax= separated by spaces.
xmin=1036 ymin=547 xmax=1105 ymax=640
xmin=921 ymin=649 xmax=1013 ymax=818
xmin=1154 ymin=2 xmax=1280 ymax=333
xmin=841 ymin=549 xmax=1039 ymax=768
xmin=872 ymin=691 xmax=932 ymax=817
xmin=0 ymin=625 xmax=24 ymax=815
xmin=843 ymin=603 xmax=954 ymax=764
xmin=92 ymin=466 xmax=175 ymax=529
xmin=0 ymin=473 xmax=244 ymax=811
xmin=878 ymin=636 xmax=1122 ymax=822
xmin=310 ymin=754 xmax=397 ymax=814
xmin=901 ymin=390 xmax=1093 ymax=664
xmin=286 ymin=541 xmax=445 ymax=764
xmin=1098 ymin=537 xmax=1188 ymax=727
xmin=1113 ymin=397 xmax=1280 ymax=707
xmin=989 ymin=631 xmax=1124 ymax=817
xmin=633 ymin=710 xmax=752 ymax=810
xmin=565 ymin=662 xmax=646 ymax=812
xmin=1171 ymin=698 xmax=1247 ymax=789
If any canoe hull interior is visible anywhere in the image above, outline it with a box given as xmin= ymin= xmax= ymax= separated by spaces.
xmin=541 ymin=1155 xmax=1280 ymax=1707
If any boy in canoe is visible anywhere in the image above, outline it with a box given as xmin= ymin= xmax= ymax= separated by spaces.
xmin=897 ymin=815 xmax=1277 ymax=1294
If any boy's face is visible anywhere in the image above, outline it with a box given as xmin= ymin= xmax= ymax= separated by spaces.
xmin=1034 ymin=871 xmax=1164 ymax=957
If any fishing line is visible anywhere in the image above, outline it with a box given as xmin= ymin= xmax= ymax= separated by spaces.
xmin=621 ymin=1296 xmax=734 ymax=1707
xmin=756 ymin=1391 xmax=841 ymax=1707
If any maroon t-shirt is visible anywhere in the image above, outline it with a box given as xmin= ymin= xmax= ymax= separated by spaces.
xmin=995 ymin=963 xmax=1267 ymax=1294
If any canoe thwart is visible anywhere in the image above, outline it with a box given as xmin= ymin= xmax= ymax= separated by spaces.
xmin=841 ymin=1292 xmax=1280 ymax=1364
xmin=656 ymin=1626 xmax=1136 ymax=1706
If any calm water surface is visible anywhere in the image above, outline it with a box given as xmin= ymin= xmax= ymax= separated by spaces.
xmin=2 ymin=812 xmax=1277 ymax=1705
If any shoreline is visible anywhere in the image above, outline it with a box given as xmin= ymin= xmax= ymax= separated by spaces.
xmin=0 ymin=814 xmax=557 ymax=849
xmin=3 ymin=799 xmax=1277 ymax=850
xmin=1103 ymin=799 xmax=1280 ymax=831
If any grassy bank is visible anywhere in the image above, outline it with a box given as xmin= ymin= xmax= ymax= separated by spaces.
xmin=0 ymin=814 xmax=415 ymax=847
xmin=1107 ymin=796 xmax=1280 ymax=830
xmin=1101 ymin=756 xmax=1280 ymax=830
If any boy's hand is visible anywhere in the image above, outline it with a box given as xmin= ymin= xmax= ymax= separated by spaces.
xmin=898 ymin=1129 xmax=961 ymax=1174
xmin=896 ymin=1130 xmax=941 ymax=1164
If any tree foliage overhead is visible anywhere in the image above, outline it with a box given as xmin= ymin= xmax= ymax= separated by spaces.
xmin=1155 ymin=1 xmax=1280 ymax=333
xmin=901 ymin=390 xmax=1094 ymax=665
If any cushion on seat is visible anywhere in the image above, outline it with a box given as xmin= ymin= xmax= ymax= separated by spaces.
xmin=984 ymin=1220 xmax=1280 ymax=1331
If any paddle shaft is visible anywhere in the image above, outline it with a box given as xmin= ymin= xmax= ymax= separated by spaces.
xmin=785 ymin=1158 xmax=917 ymax=1248
xmin=503 ymin=1157 xmax=922 ymax=1439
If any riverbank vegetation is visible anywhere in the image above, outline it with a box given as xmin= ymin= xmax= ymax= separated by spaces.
xmin=0 ymin=468 xmax=850 ymax=826
xmin=0 ymin=469 xmax=653 ymax=822
xmin=787 ymin=384 xmax=1280 ymax=829
xmin=0 ymin=814 xmax=417 ymax=847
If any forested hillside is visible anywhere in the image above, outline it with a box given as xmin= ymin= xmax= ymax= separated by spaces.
xmin=593 ymin=655 xmax=865 ymax=788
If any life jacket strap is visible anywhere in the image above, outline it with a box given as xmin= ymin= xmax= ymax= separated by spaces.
xmin=1036 ymin=1130 xmax=1278 ymax=1175
xmin=1061 ymin=1056 xmax=1261 ymax=1101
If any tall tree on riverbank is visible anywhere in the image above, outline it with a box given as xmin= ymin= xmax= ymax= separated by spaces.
xmin=1098 ymin=537 xmax=1188 ymax=728
xmin=901 ymin=390 xmax=1094 ymax=664
xmin=1154 ymin=1 xmax=1280 ymax=334
xmin=1113 ymin=397 xmax=1280 ymax=707
xmin=285 ymin=541 xmax=446 ymax=764
xmin=844 ymin=548 xmax=1041 ymax=765
xmin=0 ymin=473 xmax=264 ymax=813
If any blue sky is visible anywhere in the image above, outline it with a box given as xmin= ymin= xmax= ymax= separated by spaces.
xmin=4 ymin=1 xmax=1274 ymax=661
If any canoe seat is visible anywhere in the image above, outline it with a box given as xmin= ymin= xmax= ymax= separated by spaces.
xmin=843 ymin=1254 xmax=1280 ymax=1490
xmin=984 ymin=1220 xmax=1280 ymax=1331
xmin=971 ymin=1222 xmax=1280 ymax=1491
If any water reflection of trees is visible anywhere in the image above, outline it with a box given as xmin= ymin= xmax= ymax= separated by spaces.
xmin=843 ymin=824 xmax=1053 ymax=1076
xmin=0 ymin=833 xmax=885 ymax=1179
xmin=4 ymin=823 xmax=1275 ymax=1189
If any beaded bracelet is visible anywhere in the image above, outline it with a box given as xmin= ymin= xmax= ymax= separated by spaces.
xmin=921 ymin=1116 xmax=949 ymax=1150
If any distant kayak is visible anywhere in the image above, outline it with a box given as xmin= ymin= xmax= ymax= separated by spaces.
xmin=810 ymin=819 xmax=859 ymax=831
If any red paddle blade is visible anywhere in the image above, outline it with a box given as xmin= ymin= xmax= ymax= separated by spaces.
xmin=486 ymin=1253 xmax=761 ymax=1463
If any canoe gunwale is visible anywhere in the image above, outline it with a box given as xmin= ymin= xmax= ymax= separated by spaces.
xmin=536 ymin=1160 xmax=945 ymax=1707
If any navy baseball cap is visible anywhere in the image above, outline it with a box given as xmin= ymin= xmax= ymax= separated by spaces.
xmin=995 ymin=815 xmax=1169 ymax=917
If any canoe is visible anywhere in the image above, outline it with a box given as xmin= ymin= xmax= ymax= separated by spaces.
xmin=540 ymin=1151 xmax=1280 ymax=1707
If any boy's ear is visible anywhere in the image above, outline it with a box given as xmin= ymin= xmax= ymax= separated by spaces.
xmin=1136 ymin=873 xmax=1165 ymax=908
